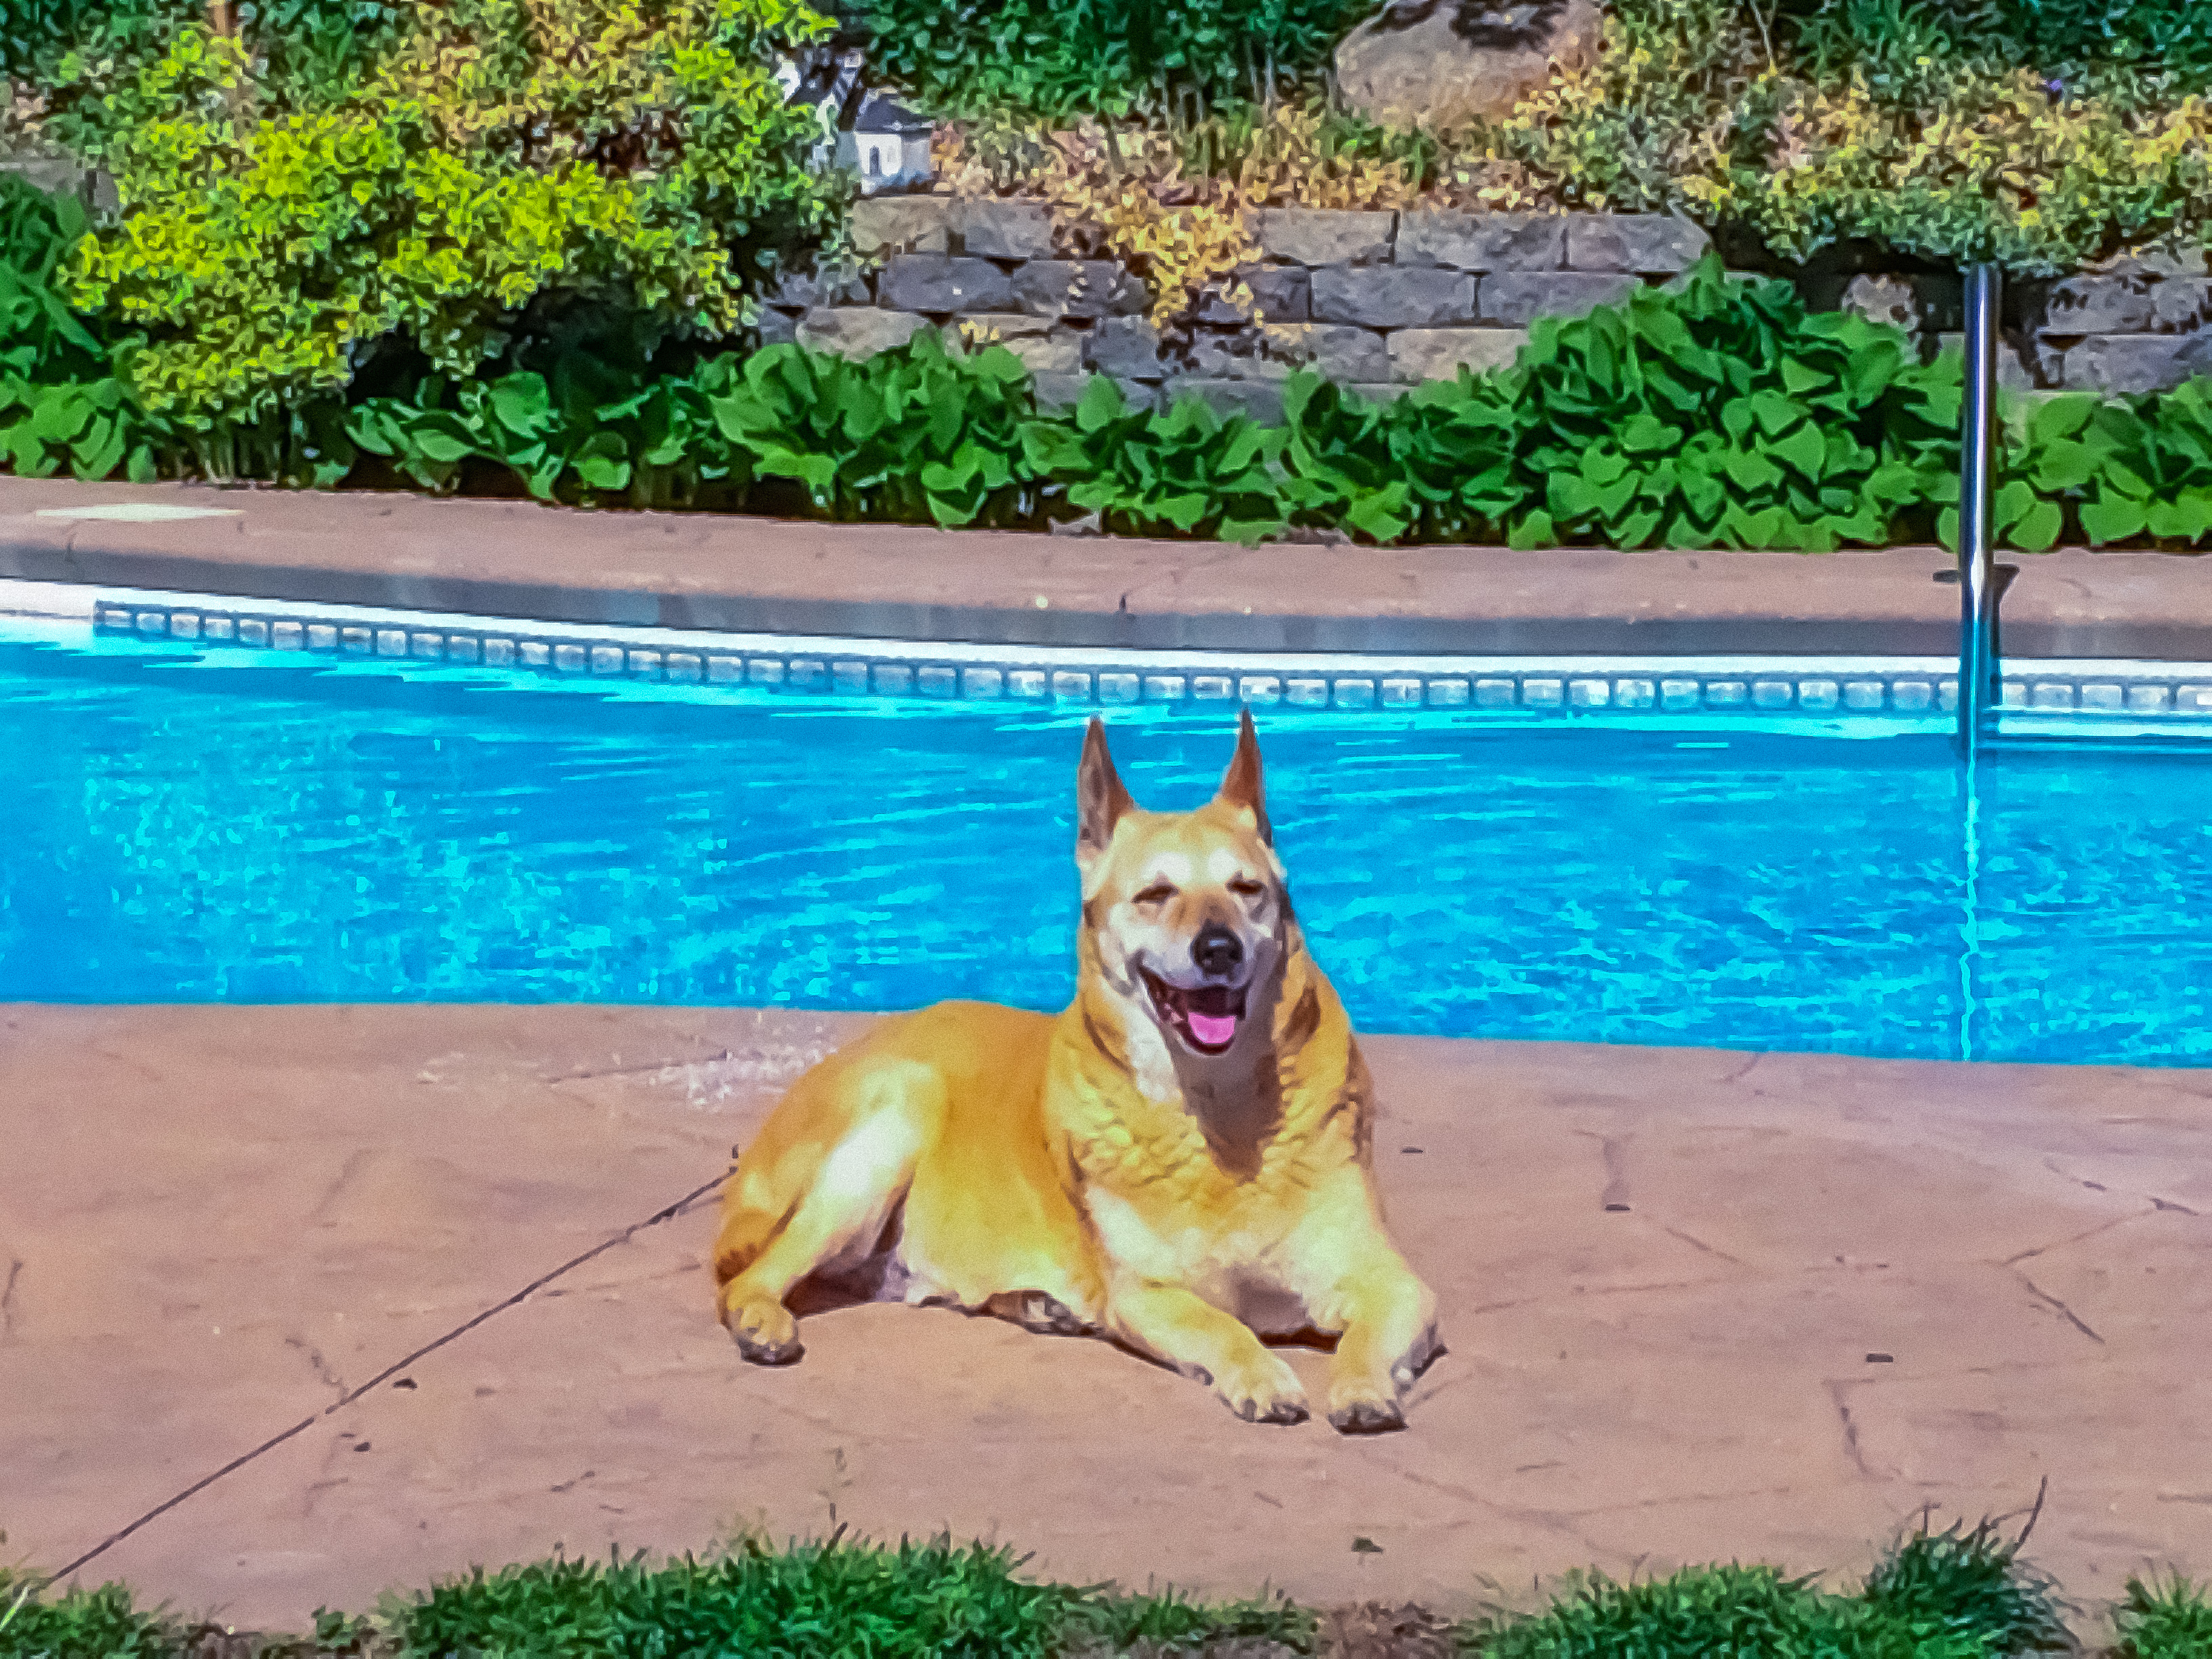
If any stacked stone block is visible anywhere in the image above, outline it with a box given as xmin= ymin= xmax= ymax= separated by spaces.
xmin=2011 ymin=253 xmax=2212 ymax=396
xmin=757 ymin=196 xmax=2212 ymax=412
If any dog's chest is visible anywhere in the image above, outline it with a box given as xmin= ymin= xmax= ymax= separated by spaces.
xmin=1067 ymin=1097 xmax=1340 ymax=1276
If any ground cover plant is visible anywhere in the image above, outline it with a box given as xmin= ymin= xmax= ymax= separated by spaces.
xmin=0 ymin=1517 xmax=2205 ymax=1657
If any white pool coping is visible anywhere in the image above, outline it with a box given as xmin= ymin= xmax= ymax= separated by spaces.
xmin=6 ymin=575 xmax=2212 ymax=724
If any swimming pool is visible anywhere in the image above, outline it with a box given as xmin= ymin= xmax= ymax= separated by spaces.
xmin=4 ymin=624 xmax=2210 ymax=1067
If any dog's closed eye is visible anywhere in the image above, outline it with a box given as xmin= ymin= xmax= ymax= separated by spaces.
xmin=1228 ymin=877 xmax=1265 ymax=898
xmin=1134 ymin=882 xmax=1177 ymax=905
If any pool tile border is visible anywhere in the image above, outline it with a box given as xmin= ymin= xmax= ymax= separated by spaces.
xmin=11 ymin=577 xmax=2212 ymax=724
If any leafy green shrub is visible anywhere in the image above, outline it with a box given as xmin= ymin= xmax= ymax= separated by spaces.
xmin=1021 ymin=378 xmax=1290 ymax=541
xmin=852 ymin=0 xmax=1361 ymax=125
xmin=1508 ymin=264 xmax=1963 ymax=550
xmin=1275 ymin=372 xmax=1522 ymax=546
xmin=1465 ymin=1562 xmax=1997 ymax=1658
xmin=2115 ymin=1572 xmax=2212 ymax=1659
xmin=0 ymin=0 xmax=183 ymax=92
xmin=58 ymin=0 xmax=844 ymax=430
xmin=349 ymin=331 xmax=748 ymax=509
xmin=0 ymin=176 xmax=164 ymax=482
xmin=714 ymin=332 xmax=1044 ymax=526
xmin=392 ymin=1534 xmax=1087 ymax=1659
xmin=1274 ymin=260 xmax=1960 ymax=552
xmin=2014 ymin=380 xmax=2212 ymax=548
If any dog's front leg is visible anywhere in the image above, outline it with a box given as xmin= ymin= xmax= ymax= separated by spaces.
xmin=1107 ymin=1281 xmax=1309 ymax=1425
xmin=1311 ymin=1258 xmax=1440 ymax=1434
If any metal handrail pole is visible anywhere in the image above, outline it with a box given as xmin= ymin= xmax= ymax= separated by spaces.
xmin=1957 ymin=262 xmax=2003 ymax=758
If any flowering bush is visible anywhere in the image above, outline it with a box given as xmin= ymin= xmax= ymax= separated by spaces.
xmin=1698 ymin=66 xmax=2212 ymax=272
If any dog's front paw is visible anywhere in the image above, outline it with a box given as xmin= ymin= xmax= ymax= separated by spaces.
xmin=1327 ymin=1377 xmax=1406 ymax=1435
xmin=722 ymin=1295 xmax=803 ymax=1366
xmin=1216 ymin=1353 xmax=1310 ymax=1426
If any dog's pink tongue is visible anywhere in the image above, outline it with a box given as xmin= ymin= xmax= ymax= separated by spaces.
xmin=1189 ymin=1010 xmax=1239 ymax=1048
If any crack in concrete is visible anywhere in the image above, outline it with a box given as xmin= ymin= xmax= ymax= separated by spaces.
xmin=308 ymin=1149 xmax=373 ymax=1225
xmin=2001 ymin=1210 xmax=2143 ymax=1266
xmin=1825 ymin=1380 xmax=1879 ymax=1481
xmin=2013 ymin=1270 xmax=2105 ymax=1345
xmin=1577 ymin=1277 xmax=1716 ymax=1298
xmin=546 ymin=1050 xmax=736 ymax=1084
xmin=1 ymin=1256 xmax=22 ymax=1343
xmin=1660 ymin=1225 xmax=1745 ymax=1266
xmin=35 ymin=1167 xmax=731 ymax=1593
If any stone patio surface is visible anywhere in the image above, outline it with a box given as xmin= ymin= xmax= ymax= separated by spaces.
xmin=3 ymin=1004 xmax=2207 ymax=1641
xmin=6 ymin=476 xmax=2212 ymax=659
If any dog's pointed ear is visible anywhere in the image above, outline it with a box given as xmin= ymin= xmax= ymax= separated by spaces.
xmin=1076 ymin=716 xmax=1136 ymax=872
xmin=1216 ymin=708 xmax=1272 ymax=845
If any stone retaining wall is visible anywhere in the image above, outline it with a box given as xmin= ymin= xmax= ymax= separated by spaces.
xmin=2012 ymin=255 xmax=2212 ymax=396
xmin=758 ymin=198 xmax=2212 ymax=413
xmin=764 ymin=199 xmax=1717 ymax=423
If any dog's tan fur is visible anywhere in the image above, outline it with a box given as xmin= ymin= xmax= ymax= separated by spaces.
xmin=712 ymin=712 xmax=1439 ymax=1431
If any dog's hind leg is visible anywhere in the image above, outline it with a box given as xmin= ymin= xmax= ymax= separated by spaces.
xmin=715 ymin=1059 xmax=941 ymax=1365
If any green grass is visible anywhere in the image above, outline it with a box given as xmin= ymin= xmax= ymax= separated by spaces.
xmin=2116 ymin=1573 xmax=2212 ymax=1659
xmin=390 ymin=1534 xmax=1086 ymax=1658
xmin=1859 ymin=1511 xmax=2072 ymax=1654
xmin=1 ymin=1523 xmax=2202 ymax=1658
xmin=0 ymin=1567 xmax=173 ymax=1659
xmin=1460 ymin=1562 xmax=1998 ymax=1658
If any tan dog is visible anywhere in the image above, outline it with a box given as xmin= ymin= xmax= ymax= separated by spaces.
xmin=712 ymin=711 xmax=1440 ymax=1431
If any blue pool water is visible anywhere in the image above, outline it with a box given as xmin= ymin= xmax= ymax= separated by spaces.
xmin=3 ymin=628 xmax=2210 ymax=1066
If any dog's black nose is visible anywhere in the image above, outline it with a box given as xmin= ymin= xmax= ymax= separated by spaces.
xmin=1192 ymin=924 xmax=1243 ymax=979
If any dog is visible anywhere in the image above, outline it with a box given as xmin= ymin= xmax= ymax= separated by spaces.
xmin=712 ymin=710 xmax=1440 ymax=1431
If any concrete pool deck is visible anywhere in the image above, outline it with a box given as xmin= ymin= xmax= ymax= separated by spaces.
xmin=5 ymin=474 xmax=2212 ymax=659
xmin=3 ymin=1005 xmax=2207 ymax=1640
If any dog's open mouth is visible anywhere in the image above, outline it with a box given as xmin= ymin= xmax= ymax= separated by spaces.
xmin=1141 ymin=969 xmax=1246 ymax=1055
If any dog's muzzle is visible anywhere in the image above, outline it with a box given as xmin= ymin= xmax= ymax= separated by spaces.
xmin=1141 ymin=924 xmax=1250 ymax=1054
